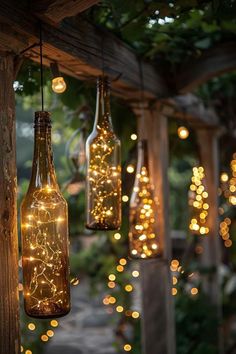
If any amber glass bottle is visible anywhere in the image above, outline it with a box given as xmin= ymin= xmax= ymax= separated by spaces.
xmin=86 ymin=76 xmax=121 ymax=230
xmin=21 ymin=111 xmax=70 ymax=318
xmin=129 ymin=140 xmax=161 ymax=259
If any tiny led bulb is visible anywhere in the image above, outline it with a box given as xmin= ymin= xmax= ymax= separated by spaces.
xmin=177 ymin=126 xmax=189 ymax=140
xmin=52 ymin=77 xmax=67 ymax=93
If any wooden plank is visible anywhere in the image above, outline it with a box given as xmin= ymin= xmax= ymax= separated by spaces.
xmin=34 ymin=0 xmax=100 ymax=24
xmin=0 ymin=0 xmax=169 ymax=101
xmin=196 ymin=128 xmax=223 ymax=353
xmin=0 ymin=53 xmax=20 ymax=354
xmin=170 ymin=94 xmax=219 ymax=127
xmin=176 ymin=42 xmax=236 ymax=93
xmin=136 ymin=103 xmax=176 ymax=354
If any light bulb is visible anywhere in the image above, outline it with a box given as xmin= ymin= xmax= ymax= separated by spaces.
xmin=52 ymin=77 xmax=67 ymax=93
xmin=220 ymin=172 xmax=228 ymax=183
xmin=177 ymin=126 xmax=189 ymax=139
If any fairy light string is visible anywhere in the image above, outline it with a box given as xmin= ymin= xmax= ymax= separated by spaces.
xmin=129 ymin=141 xmax=160 ymax=259
xmin=189 ymin=166 xmax=210 ymax=236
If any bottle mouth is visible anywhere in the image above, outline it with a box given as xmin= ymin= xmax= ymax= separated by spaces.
xmin=97 ymin=76 xmax=110 ymax=90
xmin=34 ymin=111 xmax=52 ymax=127
xmin=138 ymin=139 xmax=148 ymax=149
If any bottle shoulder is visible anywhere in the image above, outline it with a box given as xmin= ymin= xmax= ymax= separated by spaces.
xmin=21 ymin=186 xmax=67 ymax=209
xmin=86 ymin=129 xmax=120 ymax=145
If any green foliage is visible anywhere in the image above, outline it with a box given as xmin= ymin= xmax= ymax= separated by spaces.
xmin=175 ymin=293 xmax=219 ymax=354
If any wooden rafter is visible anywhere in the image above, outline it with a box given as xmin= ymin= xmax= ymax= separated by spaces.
xmin=34 ymin=0 xmax=100 ymax=24
xmin=0 ymin=0 xmax=169 ymax=102
xmin=176 ymin=42 xmax=236 ymax=93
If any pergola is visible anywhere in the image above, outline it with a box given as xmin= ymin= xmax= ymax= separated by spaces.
xmin=0 ymin=1 xmax=235 ymax=353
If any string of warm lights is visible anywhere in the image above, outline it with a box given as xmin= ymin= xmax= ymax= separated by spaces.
xmin=129 ymin=140 xmax=160 ymax=259
xmin=102 ymin=247 xmax=140 ymax=353
xmin=86 ymin=77 xmax=121 ymax=230
xmin=188 ymin=166 xmax=210 ymax=236
xmin=229 ymin=153 xmax=236 ymax=205
xmin=219 ymin=170 xmax=233 ymax=248
xmin=21 ymin=184 xmax=70 ymax=318
xmin=170 ymin=259 xmax=199 ymax=297
xmin=20 ymin=277 xmax=79 ymax=353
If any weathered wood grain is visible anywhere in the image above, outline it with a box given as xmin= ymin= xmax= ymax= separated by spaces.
xmin=0 ymin=53 xmax=20 ymax=354
xmin=34 ymin=0 xmax=100 ymax=24
xmin=176 ymin=42 xmax=236 ymax=93
xmin=0 ymin=0 xmax=168 ymax=101
xmin=136 ymin=104 xmax=176 ymax=354
xmin=197 ymin=128 xmax=223 ymax=353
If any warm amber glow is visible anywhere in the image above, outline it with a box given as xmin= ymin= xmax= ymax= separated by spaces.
xmin=116 ymin=305 xmax=124 ymax=312
xmin=132 ymin=270 xmax=139 ymax=278
xmin=131 ymin=134 xmax=137 ymax=141
xmin=86 ymin=77 xmax=121 ymax=230
xmin=28 ymin=323 xmax=36 ymax=331
xmin=191 ymin=287 xmax=198 ymax=295
xmin=108 ymin=274 xmax=116 ymax=281
xmin=119 ymin=258 xmax=127 ymax=266
xmin=189 ymin=166 xmax=210 ymax=236
xmin=127 ymin=164 xmax=135 ymax=173
xmin=47 ymin=330 xmax=54 ymax=337
xmin=132 ymin=311 xmax=140 ymax=319
xmin=122 ymin=195 xmax=129 ymax=202
xmin=124 ymin=344 xmax=132 ymax=352
xmin=172 ymin=288 xmax=178 ymax=296
xmin=221 ymin=172 xmax=229 ymax=182
xmin=116 ymin=265 xmax=124 ymax=272
xmin=52 ymin=77 xmax=67 ymax=93
xmin=229 ymin=156 xmax=236 ymax=205
xmin=125 ymin=284 xmax=133 ymax=292
xmin=50 ymin=320 xmax=59 ymax=327
xmin=41 ymin=334 xmax=49 ymax=342
xmin=177 ymin=126 xmax=189 ymax=139
xmin=114 ymin=232 xmax=121 ymax=240
xmin=21 ymin=112 xmax=70 ymax=319
xmin=129 ymin=140 xmax=160 ymax=259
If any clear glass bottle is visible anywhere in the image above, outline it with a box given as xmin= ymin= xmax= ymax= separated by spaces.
xmin=129 ymin=140 xmax=160 ymax=259
xmin=86 ymin=76 xmax=121 ymax=230
xmin=21 ymin=111 xmax=70 ymax=318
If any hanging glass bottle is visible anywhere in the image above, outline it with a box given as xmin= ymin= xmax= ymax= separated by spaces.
xmin=21 ymin=111 xmax=71 ymax=318
xmin=129 ymin=140 xmax=160 ymax=259
xmin=86 ymin=76 xmax=121 ymax=230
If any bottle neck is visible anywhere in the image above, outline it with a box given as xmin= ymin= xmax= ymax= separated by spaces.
xmin=137 ymin=140 xmax=149 ymax=172
xmin=29 ymin=112 xmax=57 ymax=190
xmin=94 ymin=76 xmax=113 ymax=131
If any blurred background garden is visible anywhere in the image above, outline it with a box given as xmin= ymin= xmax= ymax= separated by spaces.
xmin=13 ymin=1 xmax=236 ymax=354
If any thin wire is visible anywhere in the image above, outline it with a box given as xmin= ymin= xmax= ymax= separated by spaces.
xmin=39 ymin=22 xmax=44 ymax=112
xmin=101 ymin=35 xmax=105 ymax=77
xmin=138 ymin=58 xmax=145 ymax=119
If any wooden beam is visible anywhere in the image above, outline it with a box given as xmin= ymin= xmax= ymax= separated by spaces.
xmin=176 ymin=42 xmax=236 ymax=93
xmin=0 ymin=52 xmax=20 ymax=354
xmin=196 ymin=128 xmax=223 ymax=353
xmin=136 ymin=103 xmax=176 ymax=354
xmin=0 ymin=0 xmax=169 ymax=102
xmin=160 ymin=94 xmax=220 ymax=128
xmin=34 ymin=0 xmax=100 ymax=24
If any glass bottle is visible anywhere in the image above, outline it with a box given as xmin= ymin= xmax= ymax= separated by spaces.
xmin=129 ymin=140 xmax=161 ymax=259
xmin=86 ymin=76 xmax=121 ymax=230
xmin=21 ymin=111 xmax=70 ymax=318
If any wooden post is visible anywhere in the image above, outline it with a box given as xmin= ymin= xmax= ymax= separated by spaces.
xmin=0 ymin=52 xmax=20 ymax=354
xmin=196 ymin=128 xmax=223 ymax=352
xmin=135 ymin=103 xmax=176 ymax=354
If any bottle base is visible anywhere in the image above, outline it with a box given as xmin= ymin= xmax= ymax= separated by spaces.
xmin=86 ymin=223 xmax=120 ymax=231
xmin=24 ymin=304 xmax=71 ymax=319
